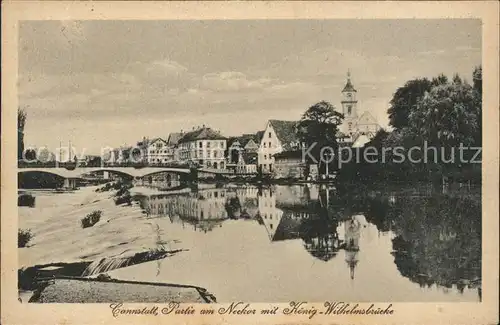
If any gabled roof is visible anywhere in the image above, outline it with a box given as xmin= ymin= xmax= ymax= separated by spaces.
xmin=228 ymin=133 xmax=261 ymax=148
xmin=244 ymin=139 xmax=259 ymax=150
xmin=178 ymin=127 xmax=227 ymax=143
xmin=268 ymin=120 xmax=299 ymax=149
xmin=355 ymin=111 xmax=379 ymax=126
xmin=149 ymin=137 xmax=167 ymax=145
xmin=255 ymin=131 xmax=265 ymax=142
xmin=167 ymin=132 xmax=183 ymax=146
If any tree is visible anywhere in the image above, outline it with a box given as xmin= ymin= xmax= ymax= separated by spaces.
xmin=472 ymin=66 xmax=482 ymax=145
xmin=24 ymin=148 xmax=37 ymax=161
xmin=431 ymin=73 xmax=449 ymax=87
xmin=408 ymin=80 xmax=479 ymax=147
xmin=387 ymin=78 xmax=433 ymax=130
xmin=472 ymin=66 xmax=482 ymax=95
xmin=297 ymin=101 xmax=344 ymax=172
xmin=18 ymin=108 xmax=27 ymax=160
xmin=37 ymin=147 xmax=55 ymax=163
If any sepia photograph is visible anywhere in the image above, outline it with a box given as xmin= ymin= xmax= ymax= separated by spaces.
xmin=2 ymin=2 xmax=499 ymax=325
xmin=15 ymin=18 xmax=484 ymax=303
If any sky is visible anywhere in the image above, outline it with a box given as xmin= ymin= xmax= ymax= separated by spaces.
xmin=19 ymin=19 xmax=481 ymax=154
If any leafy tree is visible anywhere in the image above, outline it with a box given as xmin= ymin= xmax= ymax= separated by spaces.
xmin=37 ymin=147 xmax=55 ymax=163
xmin=408 ymin=80 xmax=479 ymax=147
xmin=24 ymin=149 xmax=37 ymax=161
xmin=387 ymin=78 xmax=432 ymax=130
xmin=472 ymin=66 xmax=482 ymax=95
xmin=297 ymin=101 xmax=344 ymax=171
xmin=18 ymin=108 xmax=27 ymax=160
xmin=472 ymin=66 xmax=482 ymax=145
xmin=431 ymin=73 xmax=449 ymax=87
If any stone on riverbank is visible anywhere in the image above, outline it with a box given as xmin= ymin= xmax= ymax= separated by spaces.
xmin=30 ymin=278 xmax=216 ymax=303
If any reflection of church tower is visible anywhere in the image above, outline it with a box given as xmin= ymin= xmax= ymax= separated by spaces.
xmin=344 ymin=218 xmax=361 ymax=280
xmin=340 ymin=70 xmax=358 ymax=136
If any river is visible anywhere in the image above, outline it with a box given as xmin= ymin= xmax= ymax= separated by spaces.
xmin=19 ymin=183 xmax=481 ymax=302
xmin=110 ymin=183 xmax=481 ymax=302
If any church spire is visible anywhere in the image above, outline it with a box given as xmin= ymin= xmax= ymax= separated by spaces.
xmin=342 ymin=69 xmax=357 ymax=93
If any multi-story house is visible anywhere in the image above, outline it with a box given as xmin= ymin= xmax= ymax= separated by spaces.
xmin=166 ymin=132 xmax=183 ymax=162
xmin=177 ymin=126 xmax=227 ymax=169
xmin=226 ymin=133 xmax=261 ymax=174
xmin=137 ymin=137 xmax=170 ymax=164
xmin=257 ymin=120 xmax=301 ymax=174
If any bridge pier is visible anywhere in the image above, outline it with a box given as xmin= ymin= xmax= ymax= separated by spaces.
xmin=63 ymin=178 xmax=78 ymax=190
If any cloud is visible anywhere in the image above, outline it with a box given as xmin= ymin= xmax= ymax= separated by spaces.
xmin=200 ymin=71 xmax=273 ymax=92
xmin=416 ymin=49 xmax=447 ymax=57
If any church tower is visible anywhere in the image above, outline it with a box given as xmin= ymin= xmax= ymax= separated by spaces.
xmin=341 ymin=70 xmax=358 ymax=135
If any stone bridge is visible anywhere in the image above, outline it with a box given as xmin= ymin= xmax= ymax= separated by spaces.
xmin=18 ymin=167 xmax=192 ymax=179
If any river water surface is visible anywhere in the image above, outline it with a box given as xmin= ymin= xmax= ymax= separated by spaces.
xmin=106 ymin=183 xmax=481 ymax=302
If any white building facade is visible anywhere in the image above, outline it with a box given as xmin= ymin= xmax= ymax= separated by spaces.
xmin=177 ymin=127 xmax=227 ymax=170
xmin=257 ymin=120 xmax=300 ymax=174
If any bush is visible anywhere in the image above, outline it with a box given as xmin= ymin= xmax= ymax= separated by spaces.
xmin=116 ymin=187 xmax=129 ymax=197
xmin=18 ymin=194 xmax=35 ymax=207
xmin=114 ymin=193 xmax=132 ymax=206
xmin=18 ymin=229 xmax=33 ymax=247
xmin=81 ymin=210 xmax=102 ymax=228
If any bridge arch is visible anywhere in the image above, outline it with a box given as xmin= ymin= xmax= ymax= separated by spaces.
xmin=18 ymin=169 xmax=72 ymax=179
xmin=17 ymin=167 xmax=192 ymax=179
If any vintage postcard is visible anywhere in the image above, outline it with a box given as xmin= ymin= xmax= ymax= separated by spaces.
xmin=1 ymin=1 xmax=499 ymax=324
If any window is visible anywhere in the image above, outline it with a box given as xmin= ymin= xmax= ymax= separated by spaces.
xmin=214 ymin=151 xmax=218 ymax=158
xmin=220 ymin=141 xmax=224 ymax=148
xmin=264 ymin=155 xmax=267 ymax=160
xmin=268 ymin=132 xmax=271 ymax=138
xmin=268 ymin=142 xmax=271 ymax=148
xmin=347 ymin=105 xmax=352 ymax=115
xmin=263 ymin=143 xmax=266 ymax=148
xmin=199 ymin=142 xmax=202 ymax=148
xmin=207 ymin=142 xmax=211 ymax=148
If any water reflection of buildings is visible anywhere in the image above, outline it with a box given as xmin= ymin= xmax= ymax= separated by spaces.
xmin=148 ymin=186 xmax=260 ymax=232
xmin=258 ymin=185 xmax=348 ymax=264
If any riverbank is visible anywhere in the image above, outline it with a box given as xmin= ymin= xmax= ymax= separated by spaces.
xmin=19 ymin=185 xmax=180 ymax=267
xmin=18 ymin=185 xmax=219 ymax=302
